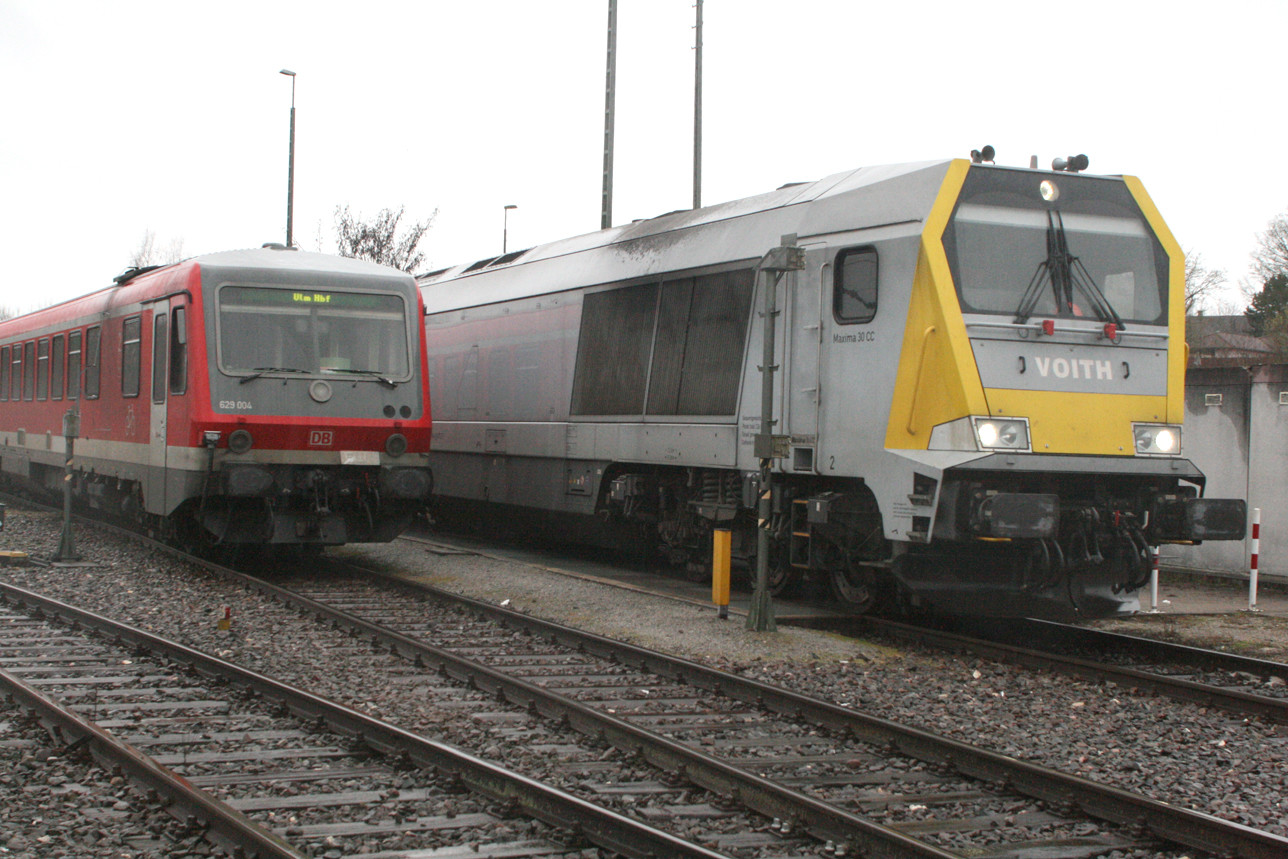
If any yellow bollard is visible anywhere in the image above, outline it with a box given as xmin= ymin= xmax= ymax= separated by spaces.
xmin=712 ymin=529 xmax=731 ymax=619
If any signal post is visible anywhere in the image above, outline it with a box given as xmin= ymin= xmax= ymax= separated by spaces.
xmin=748 ymin=237 xmax=806 ymax=632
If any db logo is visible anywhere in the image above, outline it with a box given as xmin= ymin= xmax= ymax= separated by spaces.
xmin=308 ymin=430 xmax=334 ymax=447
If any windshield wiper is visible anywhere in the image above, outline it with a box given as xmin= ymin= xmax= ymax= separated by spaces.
xmin=1013 ymin=210 xmax=1125 ymax=331
xmin=340 ymin=368 xmax=400 ymax=389
xmin=238 ymin=367 xmax=310 ymax=384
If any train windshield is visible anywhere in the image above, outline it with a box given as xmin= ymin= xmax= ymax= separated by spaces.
xmin=217 ymin=286 xmax=411 ymax=379
xmin=942 ymin=169 xmax=1168 ymax=325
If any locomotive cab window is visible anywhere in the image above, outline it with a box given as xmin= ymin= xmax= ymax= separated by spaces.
xmin=216 ymin=286 xmax=411 ymax=381
xmin=943 ymin=167 xmax=1168 ymax=325
xmin=834 ymin=248 xmax=878 ymax=324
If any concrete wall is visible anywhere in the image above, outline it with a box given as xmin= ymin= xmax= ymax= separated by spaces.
xmin=1167 ymin=365 xmax=1288 ymax=575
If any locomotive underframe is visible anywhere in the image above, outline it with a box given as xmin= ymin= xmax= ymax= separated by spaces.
xmin=599 ymin=458 xmax=1244 ymax=619
xmin=10 ymin=450 xmax=431 ymax=548
xmin=187 ymin=462 xmax=432 ymax=546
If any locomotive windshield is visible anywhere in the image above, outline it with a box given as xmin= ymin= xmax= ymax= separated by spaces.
xmin=217 ymin=286 xmax=411 ymax=379
xmin=942 ymin=168 xmax=1168 ymax=325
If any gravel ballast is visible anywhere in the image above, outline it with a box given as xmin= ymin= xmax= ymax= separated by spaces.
xmin=1 ymin=506 xmax=1286 ymax=850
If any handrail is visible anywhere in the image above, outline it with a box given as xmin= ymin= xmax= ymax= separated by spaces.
xmin=906 ymin=325 xmax=937 ymax=435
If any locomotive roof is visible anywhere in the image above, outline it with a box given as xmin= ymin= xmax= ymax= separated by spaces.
xmin=417 ymin=159 xmax=956 ymax=311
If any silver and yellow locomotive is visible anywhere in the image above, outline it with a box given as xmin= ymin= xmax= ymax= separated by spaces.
xmin=419 ymin=156 xmax=1245 ymax=618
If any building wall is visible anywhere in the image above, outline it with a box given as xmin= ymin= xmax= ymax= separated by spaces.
xmin=1168 ymin=365 xmax=1288 ymax=574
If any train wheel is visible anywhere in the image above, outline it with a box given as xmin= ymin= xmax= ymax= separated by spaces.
xmin=766 ymin=540 xmax=804 ymax=597
xmin=828 ymin=562 xmax=879 ymax=613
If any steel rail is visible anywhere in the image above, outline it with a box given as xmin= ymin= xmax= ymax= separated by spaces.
xmin=0 ymin=502 xmax=952 ymax=857
xmin=330 ymin=560 xmax=1288 ymax=859
xmin=0 ymin=663 xmax=306 ymax=859
xmin=9 ymin=497 xmax=1286 ymax=857
xmin=0 ymin=580 xmax=728 ymax=859
xmin=823 ymin=615 xmax=1288 ymax=724
xmin=225 ymin=569 xmax=958 ymax=858
xmin=1013 ymin=616 xmax=1288 ymax=676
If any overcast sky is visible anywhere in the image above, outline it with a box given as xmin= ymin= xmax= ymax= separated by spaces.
xmin=2 ymin=1 xmax=1283 ymax=315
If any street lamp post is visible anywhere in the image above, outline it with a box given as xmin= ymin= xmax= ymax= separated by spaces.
xmin=503 ymin=204 xmax=517 ymax=254
xmin=280 ymin=69 xmax=297 ymax=247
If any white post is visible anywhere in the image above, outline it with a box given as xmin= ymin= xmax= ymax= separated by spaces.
xmin=1249 ymin=507 xmax=1261 ymax=612
xmin=1148 ymin=546 xmax=1160 ymax=612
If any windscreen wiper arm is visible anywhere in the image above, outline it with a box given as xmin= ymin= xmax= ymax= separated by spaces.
xmin=238 ymin=367 xmax=310 ymax=384
xmin=341 ymin=368 xmax=399 ymax=388
xmin=1013 ymin=211 xmax=1125 ymax=331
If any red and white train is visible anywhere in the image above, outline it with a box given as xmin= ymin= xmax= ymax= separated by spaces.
xmin=0 ymin=245 xmax=433 ymax=549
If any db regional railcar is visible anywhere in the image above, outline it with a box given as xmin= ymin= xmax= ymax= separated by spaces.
xmin=418 ymin=157 xmax=1246 ymax=619
xmin=0 ymin=246 xmax=433 ymax=549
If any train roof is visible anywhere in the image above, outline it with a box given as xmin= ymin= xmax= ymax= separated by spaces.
xmin=417 ymin=159 xmax=957 ymax=312
xmin=0 ymin=247 xmax=415 ymax=338
xmin=188 ymin=246 xmax=415 ymax=282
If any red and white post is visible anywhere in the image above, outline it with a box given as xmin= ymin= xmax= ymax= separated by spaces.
xmin=1249 ymin=507 xmax=1261 ymax=612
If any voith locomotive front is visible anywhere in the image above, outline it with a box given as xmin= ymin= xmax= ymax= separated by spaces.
xmin=418 ymin=157 xmax=1245 ymax=618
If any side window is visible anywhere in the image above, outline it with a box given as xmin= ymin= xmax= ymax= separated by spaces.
xmin=0 ymin=345 xmax=8 ymax=401
xmin=152 ymin=313 xmax=168 ymax=404
xmin=36 ymin=339 xmax=49 ymax=400
xmin=23 ymin=342 xmax=35 ymax=401
xmin=570 ymin=282 xmax=659 ymax=415
xmin=84 ymin=326 xmax=101 ymax=399
xmin=486 ymin=347 xmax=512 ymax=417
xmin=122 ymin=316 xmax=141 ymax=398
xmin=11 ymin=344 xmax=22 ymax=400
xmin=67 ymin=330 xmax=82 ymax=400
xmin=646 ymin=269 xmax=754 ymax=416
xmin=51 ymin=334 xmax=64 ymax=401
xmin=833 ymin=247 xmax=879 ymax=324
xmin=169 ymin=306 xmax=187 ymax=394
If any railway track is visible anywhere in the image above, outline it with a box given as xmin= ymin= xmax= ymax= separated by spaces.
xmin=812 ymin=614 xmax=1288 ymax=726
xmin=251 ymin=555 xmax=1288 ymax=859
xmin=4 ymin=503 xmax=1287 ymax=856
xmin=412 ymin=529 xmax=1288 ymax=725
xmin=0 ymin=580 xmax=727 ymax=859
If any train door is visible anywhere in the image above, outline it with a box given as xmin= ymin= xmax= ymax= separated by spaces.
xmin=784 ymin=241 xmax=824 ymax=472
xmin=147 ymin=307 xmax=170 ymax=515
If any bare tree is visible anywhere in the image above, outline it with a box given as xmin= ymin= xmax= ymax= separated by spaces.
xmin=1184 ymin=249 xmax=1227 ymax=315
xmin=1251 ymin=212 xmax=1288 ymax=283
xmin=129 ymin=230 xmax=158 ymax=268
xmin=128 ymin=230 xmax=185 ymax=268
xmin=335 ymin=205 xmax=435 ymax=273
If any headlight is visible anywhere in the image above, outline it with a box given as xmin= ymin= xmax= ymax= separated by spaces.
xmin=1134 ymin=424 xmax=1181 ymax=456
xmin=228 ymin=429 xmax=254 ymax=454
xmin=971 ymin=416 xmax=1030 ymax=452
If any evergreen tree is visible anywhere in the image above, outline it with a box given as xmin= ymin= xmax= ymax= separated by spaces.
xmin=1244 ymin=272 xmax=1288 ymax=335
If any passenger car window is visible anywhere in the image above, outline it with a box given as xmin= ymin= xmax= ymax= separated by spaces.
xmin=122 ymin=316 xmax=141 ymax=398
xmin=67 ymin=330 xmax=82 ymax=400
xmin=84 ymin=326 xmax=101 ymax=399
